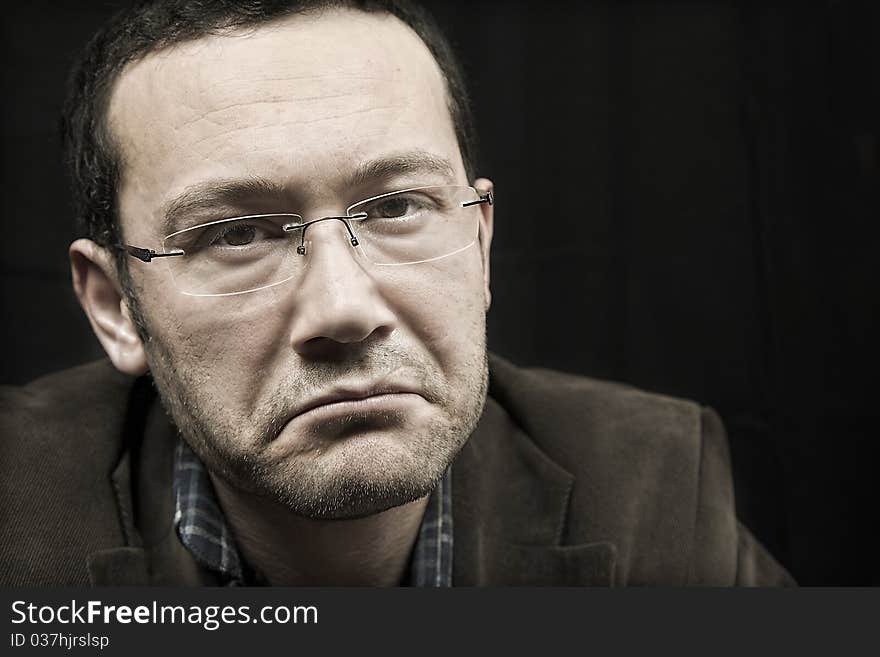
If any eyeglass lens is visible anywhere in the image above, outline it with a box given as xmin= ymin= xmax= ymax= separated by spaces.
xmin=161 ymin=185 xmax=483 ymax=296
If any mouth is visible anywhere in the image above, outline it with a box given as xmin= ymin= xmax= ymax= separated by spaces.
xmin=290 ymin=386 xmax=427 ymax=423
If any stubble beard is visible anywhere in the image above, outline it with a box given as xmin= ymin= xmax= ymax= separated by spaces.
xmin=142 ymin=324 xmax=489 ymax=520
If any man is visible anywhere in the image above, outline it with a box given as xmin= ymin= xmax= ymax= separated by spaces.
xmin=0 ymin=0 xmax=792 ymax=586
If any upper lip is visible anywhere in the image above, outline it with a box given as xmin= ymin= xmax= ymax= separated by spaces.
xmin=290 ymin=384 xmax=423 ymax=420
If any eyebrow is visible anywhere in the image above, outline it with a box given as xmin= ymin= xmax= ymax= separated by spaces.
xmin=348 ymin=150 xmax=456 ymax=188
xmin=160 ymin=150 xmax=457 ymax=236
xmin=161 ymin=176 xmax=286 ymax=236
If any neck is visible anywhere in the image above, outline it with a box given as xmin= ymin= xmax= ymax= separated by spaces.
xmin=209 ymin=475 xmax=429 ymax=586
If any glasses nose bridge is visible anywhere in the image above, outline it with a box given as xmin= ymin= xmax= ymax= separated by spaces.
xmin=293 ymin=215 xmax=361 ymax=256
xmin=292 ymin=215 xmax=380 ymax=305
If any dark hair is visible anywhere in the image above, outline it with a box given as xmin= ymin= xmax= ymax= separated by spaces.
xmin=61 ymin=0 xmax=477 ymax=279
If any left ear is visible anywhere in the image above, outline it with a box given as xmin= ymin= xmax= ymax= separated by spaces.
xmin=473 ymin=177 xmax=494 ymax=310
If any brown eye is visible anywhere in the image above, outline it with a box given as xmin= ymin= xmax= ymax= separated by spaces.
xmin=373 ymin=197 xmax=410 ymax=218
xmin=219 ymin=224 xmax=256 ymax=246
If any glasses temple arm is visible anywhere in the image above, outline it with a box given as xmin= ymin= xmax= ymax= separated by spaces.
xmin=117 ymin=244 xmax=185 ymax=263
xmin=462 ymin=190 xmax=494 ymax=207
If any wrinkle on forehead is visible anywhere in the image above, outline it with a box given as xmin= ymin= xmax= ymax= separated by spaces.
xmin=108 ymin=9 xmax=443 ymax=119
xmin=105 ymin=8 xmax=456 ymax=216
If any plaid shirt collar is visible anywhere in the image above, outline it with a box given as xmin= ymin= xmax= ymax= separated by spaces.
xmin=173 ymin=438 xmax=453 ymax=586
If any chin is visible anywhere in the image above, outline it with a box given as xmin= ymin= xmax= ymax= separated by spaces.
xmin=252 ymin=427 xmax=458 ymax=520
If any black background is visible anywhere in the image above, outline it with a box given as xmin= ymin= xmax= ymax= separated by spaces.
xmin=1 ymin=1 xmax=877 ymax=585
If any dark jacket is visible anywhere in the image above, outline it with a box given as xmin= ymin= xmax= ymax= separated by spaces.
xmin=0 ymin=354 xmax=793 ymax=586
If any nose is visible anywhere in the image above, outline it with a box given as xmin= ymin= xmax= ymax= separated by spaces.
xmin=287 ymin=218 xmax=397 ymax=359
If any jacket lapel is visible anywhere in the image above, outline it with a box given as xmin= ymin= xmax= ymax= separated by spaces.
xmin=87 ymin=450 xmax=151 ymax=585
xmin=87 ymin=547 xmax=150 ymax=586
xmin=89 ymin=388 xmax=213 ymax=586
xmin=453 ymin=397 xmax=617 ymax=586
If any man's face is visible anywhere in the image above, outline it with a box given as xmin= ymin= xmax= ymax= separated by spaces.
xmin=106 ymin=9 xmax=493 ymax=519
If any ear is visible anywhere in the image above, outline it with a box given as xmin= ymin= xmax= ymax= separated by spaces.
xmin=473 ymin=177 xmax=494 ymax=310
xmin=70 ymin=239 xmax=148 ymax=376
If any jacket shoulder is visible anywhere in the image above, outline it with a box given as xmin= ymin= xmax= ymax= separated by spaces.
xmin=0 ymin=361 xmax=139 ymax=585
xmin=0 ymin=360 xmax=134 ymax=461
xmin=488 ymin=352 xmax=704 ymax=468
xmin=486 ymin=353 xmax=793 ymax=585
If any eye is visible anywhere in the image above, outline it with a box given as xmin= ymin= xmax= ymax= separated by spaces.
xmin=371 ymin=196 xmax=411 ymax=219
xmin=360 ymin=194 xmax=437 ymax=221
xmin=197 ymin=219 xmax=287 ymax=249
xmin=213 ymin=223 xmax=257 ymax=246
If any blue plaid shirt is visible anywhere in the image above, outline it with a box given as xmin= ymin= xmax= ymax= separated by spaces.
xmin=173 ymin=439 xmax=453 ymax=586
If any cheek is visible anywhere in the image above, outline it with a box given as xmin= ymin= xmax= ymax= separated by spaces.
xmin=149 ymin=294 xmax=288 ymax=407
xmin=382 ymin=253 xmax=487 ymax=365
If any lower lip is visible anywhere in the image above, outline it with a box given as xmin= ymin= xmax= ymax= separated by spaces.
xmin=293 ymin=392 xmax=426 ymax=423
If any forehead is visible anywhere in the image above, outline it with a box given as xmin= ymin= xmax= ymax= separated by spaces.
xmin=107 ymin=9 xmax=462 ymax=233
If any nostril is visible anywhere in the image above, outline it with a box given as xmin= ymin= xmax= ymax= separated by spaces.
xmin=297 ymin=336 xmax=357 ymax=363
xmin=296 ymin=325 xmax=394 ymax=362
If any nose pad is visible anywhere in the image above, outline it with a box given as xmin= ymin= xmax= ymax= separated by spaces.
xmin=296 ymin=217 xmax=360 ymax=256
